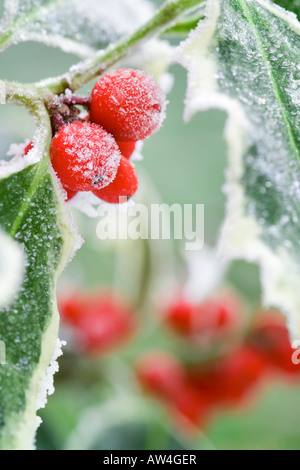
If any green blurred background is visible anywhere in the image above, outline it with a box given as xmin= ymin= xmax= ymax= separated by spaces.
xmin=1 ymin=0 xmax=300 ymax=450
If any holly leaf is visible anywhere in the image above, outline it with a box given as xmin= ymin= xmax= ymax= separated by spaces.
xmin=0 ymin=0 xmax=154 ymax=58
xmin=274 ymin=1 xmax=300 ymax=19
xmin=176 ymin=0 xmax=300 ymax=336
xmin=0 ymin=155 xmax=79 ymax=449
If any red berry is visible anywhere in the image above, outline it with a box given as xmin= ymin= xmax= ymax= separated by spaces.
xmin=59 ymin=291 xmax=136 ymax=355
xmin=165 ymin=293 xmax=242 ymax=343
xmin=249 ymin=311 xmax=300 ymax=377
xmin=165 ymin=297 xmax=194 ymax=336
xmin=93 ymin=155 xmax=138 ymax=204
xmin=90 ymin=69 xmax=165 ymax=142
xmin=189 ymin=345 xmax=267 ymax=406
xmin=171 ymin=384 xmax=211 ymax=430
xmin=136 ymin=352 xmax=185 ymax=400
xmin=64 ymin=187 xmax=77 ymax=202
xmin=117 ymin=141 xmax=136 ymax=159
xmin=23 ymin=141 xmax=77 ymax=201
xmin=50 ymin=121 xmax=121 ymax=191
xmin=136 ymin=353 xmax=211 ymax=430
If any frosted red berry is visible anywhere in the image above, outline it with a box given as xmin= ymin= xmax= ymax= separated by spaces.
xmin=64 ymin=188 xmax=77 ymax=202
xmin=117 ymin=141 xmax=136 ymax=160
xmin=50 ymin=121 xmax=121 ymax=191
xmin=90 ymin=69 xmax=165 ymax=142
xmin=23 ymin=141 xmax=77 ymax=201
xmin=93 ymin=155 xmax=138 ymax=204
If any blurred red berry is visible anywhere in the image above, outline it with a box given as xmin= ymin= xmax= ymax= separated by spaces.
xmin=50 ymin=121 xmax=121 ymax=191
xmin=165 ymin=293 xmax=242 ymax=344
xmin=249 ymin=311 xmax=300 ymax=378
xmin=189 ymin=345 xmax=267 ymax=406
xmin=171 ymin=384 xmax=212 ymax=431
xmin=90 ymin=69 xmax=165 ymax=141
xmin=136 ymin=352 xmax=211 ymax=430
xmin=59 ymin=291 xmax=136 ymax=355
xmin=117 ymin=141 xmax=136 ymax=160
xmin=93 ymin=155 xmax=138 ymax=204
xmin=137 ymin=352 xmax=185 ymax=400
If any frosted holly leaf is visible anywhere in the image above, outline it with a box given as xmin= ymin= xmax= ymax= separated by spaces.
xmin=275 ymin=1 xmax=300 ymax=19
xmin=0 ymin=0 xmax=154 ymax=57
xmin=0 ymin=155 xmax=80 ymax=449
xmin=0 ymin=230 xmax=23 ymax=308
xmin=176 ymin=0 xmax=300 ymax=337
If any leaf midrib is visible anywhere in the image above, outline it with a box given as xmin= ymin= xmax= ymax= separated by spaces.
xmin=239 ymin=0 xmax=300 ymax=159
xmin=9 ymin=158 xmax=49 ymax=238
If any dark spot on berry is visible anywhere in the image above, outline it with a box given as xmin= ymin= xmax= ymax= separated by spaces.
xmin=92 ymin=175 xmax=105 ymax=185
xmin=152 ymin=103 xmax=161 ymax=113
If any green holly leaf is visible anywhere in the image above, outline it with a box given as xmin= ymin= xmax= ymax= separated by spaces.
xmin=0 ymin=0 xmax=154 ymax=58
xmin=176 ymin=0 xmax=300 ymax=336
xmin=0 ymin=155 xmax=78 ymax=449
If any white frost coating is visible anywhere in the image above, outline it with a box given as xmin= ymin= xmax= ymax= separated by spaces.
xmin=257 ymin=0 xmax=300 ymax=33
xmin=6 ymin=139 xmax=31 ymax=159
xmin=0 ymin=231 xmax=24 ymax=308
xmin=125 ymin=39 xmax=175 ymax=94
xmin=0 ymin=103 xmax=50 ymax=179
xmin=0 ymin=0 xmax=154 ymax=58
xmin=0 ymin=0 xmax=19 ymax=34
xmin=49 ymin=165 xmax=84 ymax=258
xmin=131 ymin=141 xmax=144 ymax=162
xmin=175 ymin=0 xmax=300 ymax=337
xmin=183 ymin=246 xmax=228 ymax=303
xmin=18 ymin=33 xmax=96 ymax=58
xmin=68 ymin=192 xmax=104 ymax=218
xmin=35 ymin=338 xmax=66 ymax=410
xmin=68 ymin=191 xmax=135 ymax=218
xmin=29 ymin=339 xmax=66 ymax=449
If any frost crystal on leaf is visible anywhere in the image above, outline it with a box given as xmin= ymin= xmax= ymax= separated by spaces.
xmin=36 ymin=338 xmax=66 ymax=410
xmin=176 ymin=0 xmax=300 ymax=337
xmin=0 ymin=0 xmax=154 ymax=57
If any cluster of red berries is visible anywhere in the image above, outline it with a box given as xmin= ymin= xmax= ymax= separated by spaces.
xmin=137 ymin=305 xmax=300 ymax=432
xmin=24 ymin=69 xmax=165 ymax=204
xmin=59 ymin=290 xmax=136 ymax=355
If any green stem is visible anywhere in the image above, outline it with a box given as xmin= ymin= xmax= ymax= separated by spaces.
xmin=37 ymin=0 xmax=205 ymax=95
xmin=4 ymin=82 xmax=40 ymax=108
